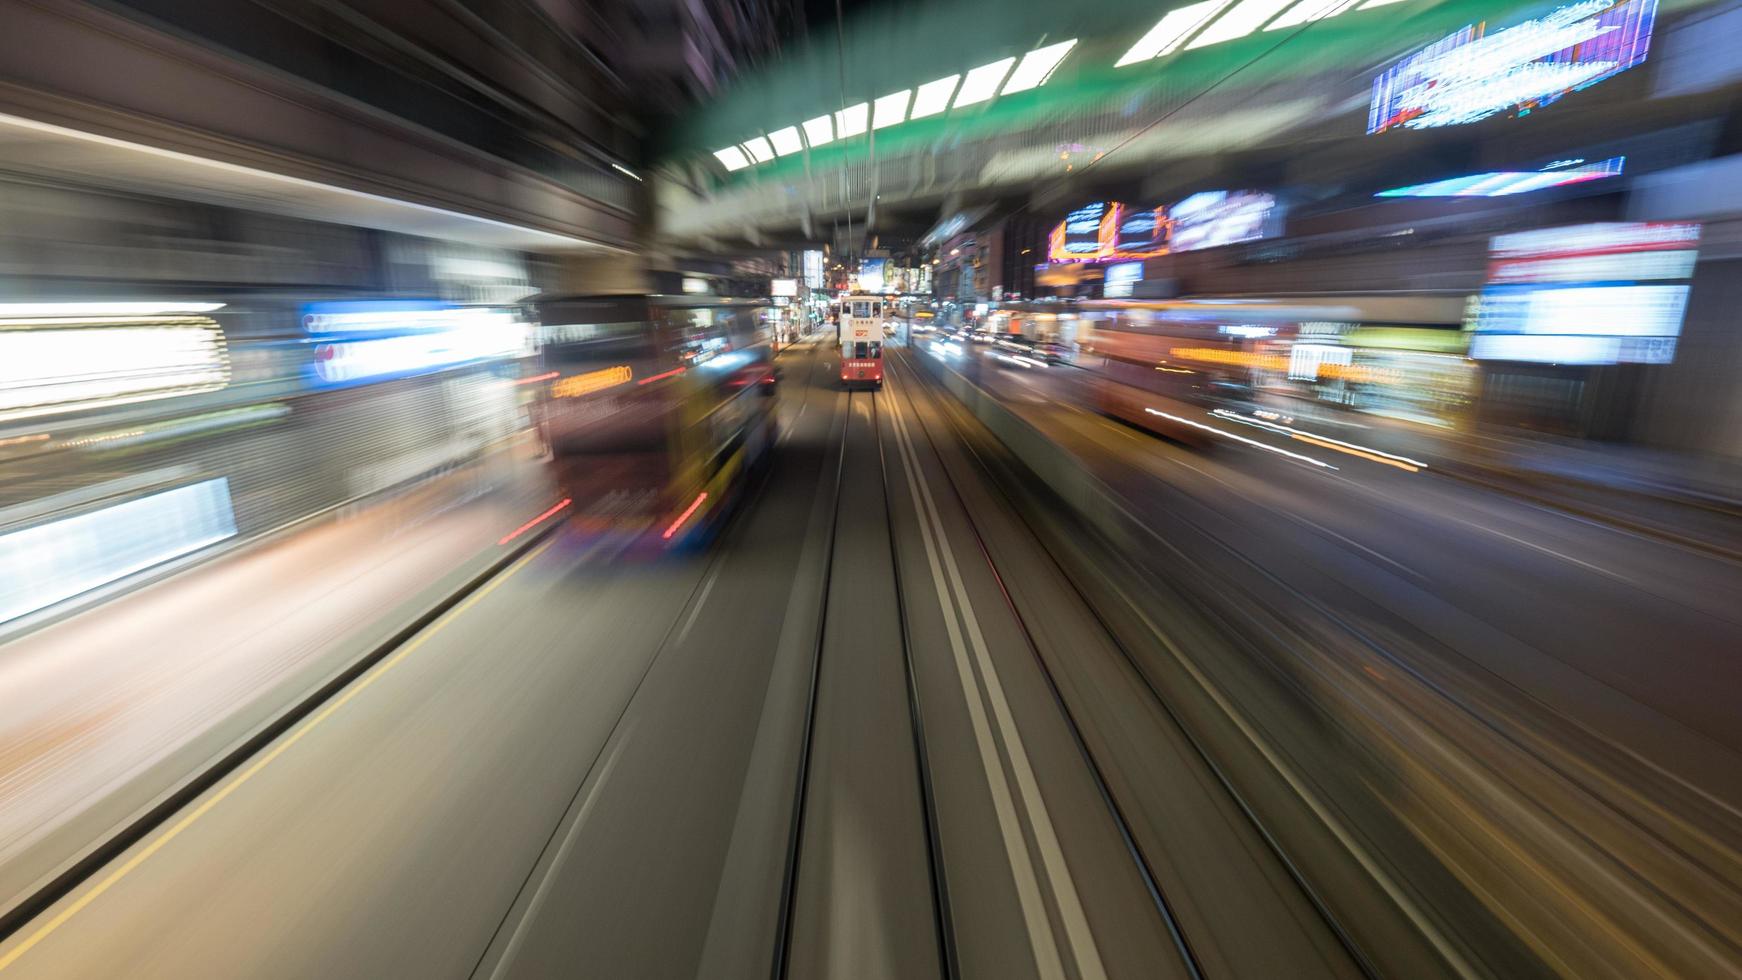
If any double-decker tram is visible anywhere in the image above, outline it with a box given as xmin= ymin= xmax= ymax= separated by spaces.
xmin=838 ymin=294 xmax=884 ymax=388
xmin=530 ymin=293 xmax=776 ymax=550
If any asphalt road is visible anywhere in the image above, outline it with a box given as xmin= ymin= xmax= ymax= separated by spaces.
xmin=11 ymin=329 xmax=1732 ymax=979
xmin=0 ymin=337 xmax=1363 ymax=979
xmin=918 ymin=333 xmax=1742 ymax=978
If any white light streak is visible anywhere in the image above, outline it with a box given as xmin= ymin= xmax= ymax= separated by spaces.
xmin=873 ymin=90 xmax=912 ymax=129
xmin=767 ymin=126 xmax=804 ymax=155
xmin=952 ymin=57 xmax=1017 ymax=108
xmin=1144 ymin=408 xmax=1337 ymax=468
xmin=910 ymin=75 xmax=961 ymax=118
xmin=1116 ymin=0 xmax=1235 ymax=66
xmin=1001 ymin=39 xmax=1079 ymax=94
xmin=834 ymin=102 xmax=869 ymax=138
xmin=1266 ymin=0 xmax=1363 ymax=32
xmin=802 ymin=114 xmax=836 ymax=147
xmin=742 ymin=136 xmax=776 ymax=164
xmin=0 ymin=303 xmax=224 ymax=317
xmin=1211 ymin=410 xmax=1428 ymax=467
xmin=1187 ymin=0 xmax=1299 ymax=47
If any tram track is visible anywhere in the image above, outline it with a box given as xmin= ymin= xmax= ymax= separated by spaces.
xmin=882 ymin=354 xmax=1208 ymax=980
xmin=899 ymin=340 xmax=1742 ymax=977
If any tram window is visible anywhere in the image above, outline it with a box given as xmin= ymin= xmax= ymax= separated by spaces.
xmin=853 ymin=301 xmax=872 ymax=317
xmin=852 ymin=341 xmax=881 ymax=358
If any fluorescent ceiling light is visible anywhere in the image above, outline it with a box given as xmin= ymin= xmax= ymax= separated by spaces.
xmin=873 ymin=90 xmax=912 ymax=129
xmin=742 ymin=136 xmax=775 ymax=164
xmin=1266 ymin=0 xmax=1362 ymax=32
xmin=910 ymin=75 xmax=960 ymax=118
xmin=713 ymin=146 xmax=750 ymax=171
xmin=802 ymin=114 xmax=835 ymax=147
xmin=768 ymin=126 xmax=804 ymax=156
xmin=1116 ymin=0 xmax=1235 ymax=66
xmin=610 ymin=162 xmax=642 ymax=181
xmin=1187 ymin=0 xmax=1298 ymax=47
xmin=952 ymin=57 xmax=1017 ymax=108
xmin=835 ymin=102 xmax=869 ymax=138
xmin=1001 ymin=39 xmax=1078 ymax=94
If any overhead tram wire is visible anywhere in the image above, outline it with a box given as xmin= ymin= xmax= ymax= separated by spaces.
xmin=834 ymin=0 xmax=855 ymax=267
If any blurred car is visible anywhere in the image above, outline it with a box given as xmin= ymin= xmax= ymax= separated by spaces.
xmin=1033 ymin=341 xmax=1075 ymax=365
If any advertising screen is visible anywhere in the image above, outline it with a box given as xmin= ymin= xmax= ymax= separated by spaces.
xmin=1058 ymin=202 xmax=1111 ymax=260
xmin=302 ymin=300 xmax=529 ymax=388
xmin=858 ymin=258 xmax=887 ymax=293
xmin=1114 ymin=206 xmax=1169 ymax=257
xmin=1103 ymin=262 xmax=1144 ymax=298
xmin=1170 ymin=191 xmax=1276 ymax=252
xmin=1370 ymin=0 xmax=1658 ymax=134
xmin=771 ymin=278 xmax=798 ymax=297
xmin=802 ymin=250 xmax=825 ymax=289
xmin=1468 ymin=222 xmax=1699 ymax=365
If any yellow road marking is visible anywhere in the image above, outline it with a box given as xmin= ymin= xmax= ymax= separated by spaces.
xmin=0 ymin=538 xmax=555 ymax=972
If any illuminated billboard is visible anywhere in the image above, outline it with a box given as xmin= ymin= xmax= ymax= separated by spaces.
xmin=1049 ymin=202 xmax=1168 ymax=263
xmin=1369 ymin=0 xmax=1658 ymax=134
xmin=1114 ymin=206 xmax=1169 ymax=258
xmin=1103 ymin=262 xmax=1144 ymax=298
xmin=302 ymin=300 xmax=530 ymax=388
xmin=1050 ymin=202 xmax=1113 ymax=261
xmin=1 ymin=307 xmax=229 ymax=422
xmin=802 ymin=251 xmax=825 ymax=289
xmin=858 ymin=258 xmax=887 ymax=293
xmin=1468 ymin=222 xmax=1699 ymax=365
xmin=1377 ymin=157 xmax=1625 ymax=197
xmin=1170 ymin=191 xmax=1276 ymax=252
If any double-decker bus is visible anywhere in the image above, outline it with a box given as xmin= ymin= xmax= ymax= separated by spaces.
xmin=838 ymin=294 xmax=884 ymax=388
xmin=530 ymin=293 xmax=776 ymax=550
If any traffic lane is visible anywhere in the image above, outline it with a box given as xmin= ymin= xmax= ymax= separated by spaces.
xmin=1075 ymin=410 xmax=1742 ymax=805
xmin=0 ymin=446 xmax=553 ymax=918
xmin=1024 ymin=402 xmax=1742 ymax=975
xmin=942 ymin=343 xmax=1742 ymax=800
xmin=0 ymin=347 xmax=834 ymax=980
xmin=483 ymin=345 xmax=849 ymax=979
xmin=890 ymin=352 xmax=1366 ymax=980
xmin=912 ymin=346 xmax=1742 ymax=973
xmin=785 ymin=392 xmax=942 ymax=980
xmin=0 ymin=530 xmax=709 ymax=980
xmin=879 ymin=358 xmax=1195 ymax=980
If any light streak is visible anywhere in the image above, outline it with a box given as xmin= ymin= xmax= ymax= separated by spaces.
xmin=498 ymin=498 xmax=571 ymax=545
xmin=662 ymin=492 xmax=709 ymax=540
xmin=1144 ymin=408 xmax=1337 ymax=468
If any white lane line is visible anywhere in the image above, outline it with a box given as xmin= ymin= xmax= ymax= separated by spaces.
xmin=888 ymin=377 xmax=1111 ymax=980
xmin=1286 ymin=512 xmax=1424 ymax=581
xmin=674 ymin=566 xmax=721 ymax=646
xmin=482 ymin=727 xmax=633 ymax=980
xmin=1447 ymin=514 xmax=1638 ymax=586
xmin=998 ymin=408 xmax=1486 ymax=979
xmin=882 ymin=387 xmax=1068 ymax=980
